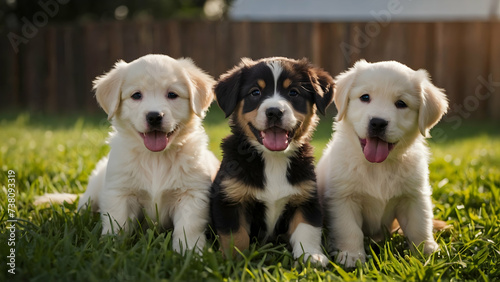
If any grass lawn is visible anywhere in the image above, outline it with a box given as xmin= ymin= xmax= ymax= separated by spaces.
xmin=1 ymin=107 xmax=499 ymax=281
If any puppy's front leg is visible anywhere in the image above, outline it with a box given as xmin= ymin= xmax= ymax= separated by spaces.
xmin=171 ymin=190 xmax=209 ymax=254
xmin=396 ymin=195 xmax=438 ymax=255
xmin=328 ymin=198 xmax=366 ymax=268
xmin=211 ymin=191 xmax=249 ymax=258
xmin=288 ymin=210 xmax=328 ymax=267
xmin=99 ymin=189 xmax=140 ymax=235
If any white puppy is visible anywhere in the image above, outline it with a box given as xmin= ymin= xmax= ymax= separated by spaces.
xmin=79 ymin=54 xmax=219 ymax=253
xmin=316 ymin=60 xmax=448 ymax=268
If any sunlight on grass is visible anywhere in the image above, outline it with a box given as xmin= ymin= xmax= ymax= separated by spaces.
xmin=0 ymin=112 xmax=499 ymax=280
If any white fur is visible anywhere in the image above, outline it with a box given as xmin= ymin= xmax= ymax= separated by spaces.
xmin=290 ymin=223 xmax=328 ymax=266
xmin=317 ymin=60 xmax=448 ymax=268
xmin=252 ymin=149 xmax=328 ymax=267
xmin=267 ymin=60 xmax=284 ymax=94
xmin=79 ymin=54 xmax=219 ymax=254
xmin=254 ymin=94 xmax=298 ymax=133
xmin=253 ymin=62 xmax=298 ymax=133
xmin=256 ymin=150 xmax=295 ymax=236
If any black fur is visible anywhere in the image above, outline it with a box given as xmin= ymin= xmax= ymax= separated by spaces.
xmin=287 ymin=143 xmax=316 ymax=185
xmin=219 ymin=128 xmax=265 ymax=188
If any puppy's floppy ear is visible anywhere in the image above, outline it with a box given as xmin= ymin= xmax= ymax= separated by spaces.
xmin=178 ymin=58 xmax=216 ymax=118
xmin=307 ymin=64 xmax=334 ymax=116
xmin=215 ymin=58 xmax=253 ymax=118
xmin=416 ymin=69 xmax=449 ymax=137
xmin=334 ymin=60 xmax=368 ymax=121
xmin=93 ymin=60 xmax=128 ymax=120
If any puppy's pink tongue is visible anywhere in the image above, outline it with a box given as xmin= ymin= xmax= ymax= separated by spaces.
xmin=262 ymin=128 xmax=289 ymax=151
xmin=363 ymin=137 xmax=390 ymax=163
xmin=143 ymin=131 xmax=168 ymax=152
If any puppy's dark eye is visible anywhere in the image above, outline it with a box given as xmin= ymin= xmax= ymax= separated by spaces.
xmin=250 ymin=88 xmax=261 ymax=97
xmin=167 ymin=92 xmax=178 ymax=99
xmin=360 ymin=94 xmax=370 ymax=102
xmin=131 ymin=92 xmax=142 ymax=100
xmin=395 ymin=100 xmax=407 ymax=109
xmin=289 ymin=89 xmax=299 ymax=97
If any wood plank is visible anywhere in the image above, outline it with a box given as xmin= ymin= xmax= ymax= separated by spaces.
xmin=230 ymin=21 xmax=249 ymax=62
xmin=62 ymin=25 xmax=77 ymax=112
xmin=165 ymin=21 xmax=182 ymax=59
xmin=294 ymin=22 xmax=314 ymax=60
xmin=108 ymin=22 xmax=124 ymax=62
xmin=488 ymin=21 xmax=500 ymax=120
xmin=316 ymin=22 xmax=347 ymax=77
xmin=45 ymin=27 xmax=57 ymax=112
xmin=434 ymin=22 xmax=463 ymax=119
xmin=214 ymin=21 xmax=231 ymax=77
xmin=24 ymin=27 xmax=46 ymax=112
xmin=0 ymin=28 xmax=21 ymax=110
xmin=83 ymin=23 xmax=109 ymax=113
xmin=462 ymin=22 xmax=490 ymax=119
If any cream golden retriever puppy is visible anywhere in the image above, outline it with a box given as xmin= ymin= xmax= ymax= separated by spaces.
xmin=316 ymin=60 xmax=448 ymax=268
xmin=80 ymin=54 xmax=219 ymax=253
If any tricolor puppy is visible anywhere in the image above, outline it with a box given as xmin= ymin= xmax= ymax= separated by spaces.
xmin=79 ymin=54 xmax=219 ymax=253
xmin=316 ymin=60 xmax=448 ymax=268
xmin=210 ymin=57 xmax=334 ymax=266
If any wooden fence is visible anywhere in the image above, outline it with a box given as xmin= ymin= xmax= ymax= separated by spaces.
xmin=1 ymin=20 xmax=500 ymax=119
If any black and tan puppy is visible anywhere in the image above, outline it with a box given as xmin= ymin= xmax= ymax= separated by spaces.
xmin=210 ymin=57 xmax=334 ymax=266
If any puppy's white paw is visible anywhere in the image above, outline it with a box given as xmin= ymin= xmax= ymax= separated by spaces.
xmin=172 ymin=236 xmax=205 ymax=255
xmin=304 ymin=253 xmax=329 ymax=267
xmin=101 ymin=222 xmax=116 ymax=235
xmin=336 ymin=250 xmax=366 ymax=268
xmin=172 ymin=239 xmax=184 ymax=254
xmin=423 ymin=240 xmax=439 ymax=255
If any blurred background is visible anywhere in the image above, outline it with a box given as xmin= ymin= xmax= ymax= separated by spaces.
xmin=1 ymin=0 xmax=500 ymax=121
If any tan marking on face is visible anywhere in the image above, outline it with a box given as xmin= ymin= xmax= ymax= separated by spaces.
xmin=283 ymin=78 xmax=292 ymax=89
xmin=221 ymin=178 xmax=258 ymax=203
xmin=290 ymin=102 xmax=319 ymax=145
xmin=235 ymin=101 xmax=260 ymax=142
xmin=219 ymin=213 xmax=250 ymax=258
xmin=257 ymin=79 xmax=266 ymax=89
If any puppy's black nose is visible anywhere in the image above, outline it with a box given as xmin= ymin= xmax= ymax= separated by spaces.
xmin=369 ymin=118 xmax=388 ymax=134
xmin=146 ymin=112 xmax=163 ymax=126
xmin=266 ymin=107 xmax=284 ymax=119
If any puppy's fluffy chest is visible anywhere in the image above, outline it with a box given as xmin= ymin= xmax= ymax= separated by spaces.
xmin=328 ymin=124 xmax=429 ymax=200
xmin=345 ymin=160 xmax=424 ymax=200
xmin=107 ymin=132 xmax=206 ymax=199
xmin=256 ymin=151 xmax=298 ymax=233
xmin=258 ymin=151 xmax=297 ymax=200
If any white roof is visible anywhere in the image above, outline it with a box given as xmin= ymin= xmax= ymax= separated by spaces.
xmin=229 ymin=0 xmax=500 ymax=21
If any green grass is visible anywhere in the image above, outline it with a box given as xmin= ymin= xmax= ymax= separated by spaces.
xmin=1 ymin=108 xmax=499 ymax=281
